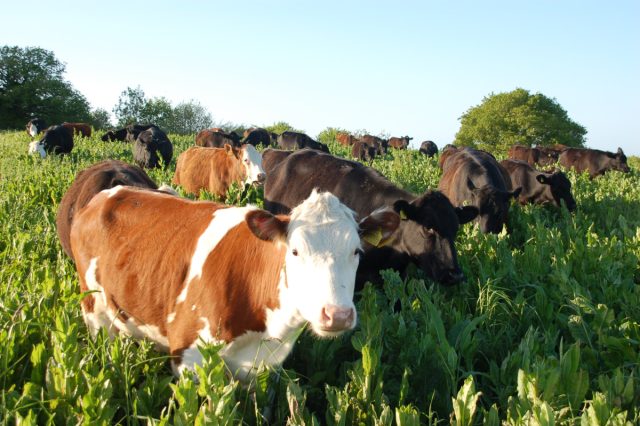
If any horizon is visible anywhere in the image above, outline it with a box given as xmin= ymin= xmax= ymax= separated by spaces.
xmin=2 ymin=1 xmax=639 ymax=155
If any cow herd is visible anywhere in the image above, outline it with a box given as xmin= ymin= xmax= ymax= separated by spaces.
xmin=23 ymin=117 xmax=631 ymax=382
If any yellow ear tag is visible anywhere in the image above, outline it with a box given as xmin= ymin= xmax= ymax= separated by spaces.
xmin=362 ymin=227 xmax=383 ymax=247
xmin=400 ymin=210 xmax=408 ymax=220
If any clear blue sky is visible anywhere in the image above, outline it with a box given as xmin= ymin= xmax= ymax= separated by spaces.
xmin=3 ymin=1 xmax=639 ymax=154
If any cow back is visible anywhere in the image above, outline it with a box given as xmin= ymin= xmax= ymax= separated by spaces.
xmin=173 ymin=146 xmax=245 ymax=197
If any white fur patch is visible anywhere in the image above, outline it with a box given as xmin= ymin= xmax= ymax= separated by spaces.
xmin=241 ymin=144 xmax=265 ymax=185
xmin=167 ymin=311 xmax=176 ymax=323
xmin=103 ymin=185 xmax=124 ymax=198
xmin=29 ymin=123 xmax=37 ymax=137
xmin=28 ymin=141 xmax=46 ymax=158
xmin=82 ymin=257 xmax=117 ymax=337
xmin=176 ymin=206 xmax=256 ymax=304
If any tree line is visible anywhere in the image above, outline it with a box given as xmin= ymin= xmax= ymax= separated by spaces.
xmin=1 ymin=45 xmax=586 ymax=148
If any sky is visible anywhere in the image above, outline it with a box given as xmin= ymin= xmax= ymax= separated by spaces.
xmin=2 ymin=1 xmax=639 ymax=154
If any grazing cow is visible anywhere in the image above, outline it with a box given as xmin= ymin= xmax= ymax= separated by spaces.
xmin=28 ymin=125 xmax=74 ymax=158
xmin=133 ymin=126 xmax=173 ymax=169
xmin=500 ymin=159 xmax=576 ymax=211
xmin=352 ymin=140 xmax=377 ymax=162
xmin=336 ymin=132 xmax=359 ymax=146
xmin=196 ymin=129 xmax=241 ymax=148
xmin=62 ymin=122 xmax=92 ymax=138
xmin=56 ymin=160 xmax=159 ymax=258
xmin=26 ymin=118 xmax=47 ymax=138
xmin=262 ymin=148 xmax=293 ymax=176
xmin=125 ymin=124 xmax=156 ymax=142
xmin=173 ymin=145 xmax=266 ymax=198
xmin=264 ymin=149 xmax=478 ymax=288
xmin=101 ymin=128 xmax=128 ymax=142
xmin=419 ymin=141 xmax=438 ymax=157
xmin=559 ymin=147 xmax=630 ymax=178
xmin=360 ymin=135 xmax=387 ymax=155
xmin=388 ymin=136 xmax=412 ymax=150
xmin=439 ymin=148 xmax=521 ymax=234
xmin=277 ymin=131 xmax=330 ymax=153
xmin=438 ymin=145 xmax=460 ymax=170
xmin=508 ymin=144 xmax=563 ymax=168
xmin=242 ymin=128 xmax=272 ymax=147
xmin=70 ymin=187 xmax=398 ymax=379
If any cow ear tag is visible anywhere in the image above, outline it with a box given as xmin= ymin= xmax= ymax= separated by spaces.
xmin=399 ymin=210 xmax=408 ymax=220
xmin=362 ymin=227 xmax=383 ymax=247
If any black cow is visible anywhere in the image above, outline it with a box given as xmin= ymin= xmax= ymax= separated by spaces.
xmin=277 ymin=131 xmax=330 ymax=153
xmin=500 ymin=159 xmax=576 ymax=211
xmin=56 ymin=160 xmax=159 ymax=258
xmin=352 ymin=140 xmax=377 ymax=162
xmin=264 ymin=149 xmax=478 ymax=288
xmin=28 ymin=125 xmax=74 ymax=158
xmin=26 ymin=118 xmax=47 ymax=138
xmin=133 ymin=126 xmax=173 ymax=169
xmin=439 ymin=148 xmax=521 ymax=234
xmin=360 ymin=135 xmax=388 ymax=155
xmin=242 ymin=128 xmax=272 ymax=147
xmin=101 ymin=128 xmax=128 ymax=142
xmin=419 ymin=141 xmax=438 ymax=157
xmin=559 ymin=147 xmax=630 ymax=178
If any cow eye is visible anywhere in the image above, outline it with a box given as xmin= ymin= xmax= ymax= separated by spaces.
xmin=292 ymin=249 xmax=298 ymax=256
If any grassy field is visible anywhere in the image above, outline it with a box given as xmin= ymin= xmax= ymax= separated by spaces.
xmin=0 ymin=130 xmax=638 ymax=425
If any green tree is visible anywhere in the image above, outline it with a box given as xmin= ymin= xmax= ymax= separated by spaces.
xmin=264 ymin=121 xmax=300 ymax=135
xmin=140 ymin=97 xmax=173 ymax=130
xmin=113 ymin=86 xmax=146 ymax=126
xmin=454 ymin=88 xmax=586 ymax=152
xmin=167 ymin=100 xmax=212 ymax=134
xmin=0 ymin=45 xmax=91 ymax=129
xmin=88 ymin=108 xmax=112 ymax=130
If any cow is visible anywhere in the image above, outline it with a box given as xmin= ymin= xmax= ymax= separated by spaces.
xmin=388 ymin=136 xmax=412 ymax=150
xmin=264 ymin=149 xmax=478 ymax=288
xmin=69 ymin=187 xmax=398 ymax=380
xmin=352 ymin=140 xmax=377 ymax=162
xmin=559 ymin=147 xmax=630 ymax=178
xmin=438 ymin=145 xmax=460 ymax=170
xmin=26 ymin=118 xmax=47 ymax=138
xmin=500 ymin=159 xmax=576 ymax=211
xmin=126 ymin=124 xmax=156 ymax=142
xmin=242 ymin=128 xmax=272 ymax=147
xmin=262 ymin=148 xmax=294 ymax=176
xmin=507 ymin=144 xmax=563 ymax=168
xmin=56 ymin=160 xmax=159 ymax=259
xmin=62 ymin=122 xmax=92 ymax=138
xmin=28 ymin=125 xmax=74 ymax=158
xmin=336 ymin=132 xmax=359 ymax=146
xmin=439 ymin=148 xmax=521 ymax=234
xmin=360 ymin=135 xmax=387 ymax=155
xmin=101 ymin=128 xmax=128 ymax=142
xmin=173 ymin=145 xmax=266 ymax=198
xmin=277 ymin=131 xmax=330 ymax=153
xmin=419 ymin=141 xmax=438 ymax=157
xmin=133 ymin=126 xmax=173 ymax=169
xmin=196 ymin=129 xmax=241 ymax=148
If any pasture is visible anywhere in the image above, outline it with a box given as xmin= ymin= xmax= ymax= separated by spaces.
xmin=0 ymin=130 xmax=639 ymax=424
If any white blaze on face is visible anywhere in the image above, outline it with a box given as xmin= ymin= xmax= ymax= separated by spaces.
xmin=283 ymin=190 xmax=360 ymax=337
xmin=28 ymin=141 xmax=46 ymax=158
xmin=29 ymin=123 xmax=38 ymax=137
xmin=241 ymin=144 xmax=266 ymax=185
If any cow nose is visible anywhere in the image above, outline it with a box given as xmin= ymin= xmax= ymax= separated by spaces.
xmin=320 ymin=305 xmax=355 ymax=331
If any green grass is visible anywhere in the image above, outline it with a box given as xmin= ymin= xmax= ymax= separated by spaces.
xmin=1 ymin=130 xmax=639 ymax=424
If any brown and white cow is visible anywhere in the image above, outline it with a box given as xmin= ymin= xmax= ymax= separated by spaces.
xmin=70 ymin=187 xmax=398 ymax=379
xmin=173 ymin=144 xmax=266 ymax=198
xmin=62 ymin=122 xmax=92 ymax=138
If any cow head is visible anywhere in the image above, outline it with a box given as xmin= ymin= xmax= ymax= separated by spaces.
xmin=101 ymin=131 xmax=114 ymax=142
xmin=28 ymin=140 xmax=46 ymax=158
xmin=246 ymin=190 xmax=398 ymax=337
xmin=609 ymin=148 xmax=630 ymax=173
xmin=466 ymin=179 xmax=521 ymax=234
xmin=391 ymin=191 xmax=478 ymax=285
xmin=536 ymin=172 xmax=576 ymax=211
xmin=239 ymin=144 xmax=266 ymax=185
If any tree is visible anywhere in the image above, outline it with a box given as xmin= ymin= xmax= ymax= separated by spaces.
xmin=169 ymin=100 xmax=213 ymax=134
xmin=140 ymin=97 xmax=173 ymax=130
xmin=88 ymin=108 xmax=112 ymax=130
xmin=264 ymin=121 xmax=300 ymax=135
xmin=113 ymin=86 xmax=146 ymax=126
xmin=454 ymin=88 xmax=586 ymax=152
xmin=0 ymin=46 xmax=92 ymax=129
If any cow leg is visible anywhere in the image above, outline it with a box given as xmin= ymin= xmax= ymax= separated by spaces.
xmin=79 ymin=258 xmax=119 ymax=338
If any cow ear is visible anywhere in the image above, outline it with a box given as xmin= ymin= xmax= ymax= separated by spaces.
xmin=456 ymin=206 xmax=478 ymax=225
xmin=617 ymin=147 xmax=623 ymax=155
xmin=359 ymin=208 xmax=400 ymax=247
xmin=246 ymin=210 xmax=288 ymax=241
xmin=393 ymin=200 xmax=413 ymax=220
xmin=536 ymin=174 xmax=550 ymax=185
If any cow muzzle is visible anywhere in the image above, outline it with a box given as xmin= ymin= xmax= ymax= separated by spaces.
xmin=319 ymin=304 xmax=355 ymax=332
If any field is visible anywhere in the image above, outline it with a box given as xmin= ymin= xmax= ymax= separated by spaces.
xmin=0 ymin=130 xmax=639 ymax=425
